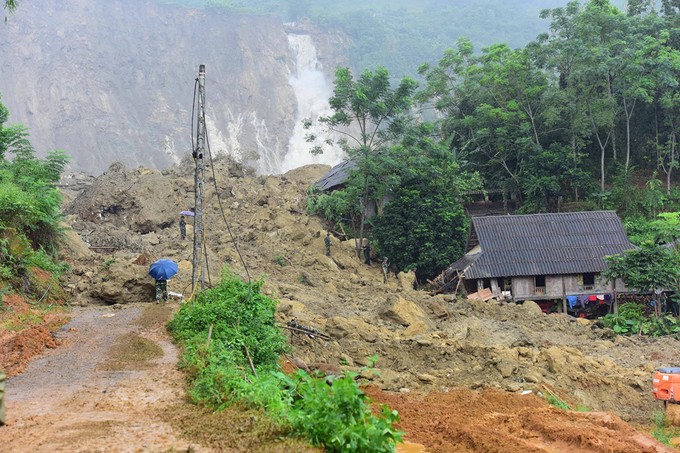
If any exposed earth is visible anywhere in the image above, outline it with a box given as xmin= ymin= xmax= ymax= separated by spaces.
xmin=0 ymin=158 xmax=679 ymax=451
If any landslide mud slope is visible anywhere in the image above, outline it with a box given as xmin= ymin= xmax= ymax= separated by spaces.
xmin=59 ymin=158 xmax=680 ymax=422
xmin=57 ymin=158 xmax=678 ymax=429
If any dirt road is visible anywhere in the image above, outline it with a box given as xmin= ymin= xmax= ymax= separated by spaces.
xmin=0 ymin=302 xmax=204 ymax=452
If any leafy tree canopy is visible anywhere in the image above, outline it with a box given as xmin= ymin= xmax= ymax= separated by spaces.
xmin=0 ymin=96 xmax=69 ymax=285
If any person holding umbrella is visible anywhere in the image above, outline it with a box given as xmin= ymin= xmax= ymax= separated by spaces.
xmin=179 ymin=215 xmax=187 ymax=240
xmin=149 ymin=259 xmax=178 ymax=303
xmin=179 ymin=210 xmax=194 ymax=241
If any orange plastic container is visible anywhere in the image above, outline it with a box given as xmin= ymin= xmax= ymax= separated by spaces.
xmin=652 ymin=368 xmax=680 ymax=402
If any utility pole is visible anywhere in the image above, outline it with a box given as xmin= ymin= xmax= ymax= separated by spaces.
xmin=192 ymin=64 xmax=206 ymax=293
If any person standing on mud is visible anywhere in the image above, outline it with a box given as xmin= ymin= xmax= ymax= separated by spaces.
xmin=0 ymin=368 xmax=5 ymax=426
xmin=363 ymin=242 xmax=371 ymax=265
xmin=179 ymin=215 xmax=187 ymax=240
xmin=155 ymin=279 xmax=168 ymax=303
xmin=324 ymin=231 xmax=332 ymax=256
xmin=382 ymin=257 xmax=390 ymax=283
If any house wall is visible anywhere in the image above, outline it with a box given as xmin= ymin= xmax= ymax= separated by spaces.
xmin=512 ymin=277 xmax=534 ymax=298
xmin=470 ymin=274 xmax=631 ymax=300
xmin=511 ymin=274 xmax=629 ymax=301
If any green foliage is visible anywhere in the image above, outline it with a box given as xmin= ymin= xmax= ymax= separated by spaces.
xmin=545 ymin=393 xmax=571 ymax=410
xmin=306 ymin=185 xmax=361 ymax=233
xmin=624 ymin=212 xmax=680 ymax=246
xmin=600 ymin=303 xmax=680 ymax=336
xmin=0 ymin=98 xmax=70 ymax=285
xmin=288 ymin=371 xmax=403 ymax=453
xmin=650 ymin=410 xmax=680 ymax=445
xmin=372 ymin=129 xmax=479 ymax=280
xmin=307 ymin=66 xmax=418 ymax=258
xmin=273 ymin=255 xmax=286 ymax=267
xmin=373 ymin=179 xmax=468 ymax=280
xmin=168 ymin=271 xmax=289 ymax=371
xmin=25 ymin=249 xmax=69 ymax=277
xmin=169 ymin=271 xmax=403 ymax=452
xmin=603 ymin=241 xmax=680 ymax=294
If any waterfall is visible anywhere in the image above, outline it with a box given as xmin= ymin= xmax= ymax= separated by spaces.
xmin=280 ymin=33 xmax=345 ymax=174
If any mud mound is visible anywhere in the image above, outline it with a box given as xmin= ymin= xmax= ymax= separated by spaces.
xmin=365 ymin=387 xmax=674 ymax=453
xmin=0 ymin=294 xmax=68 ymax=376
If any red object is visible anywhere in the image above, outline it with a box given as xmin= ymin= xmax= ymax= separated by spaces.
xmin=588 ymin=295 xmax=598 ymax=302
xmin=536 ymin=301 xmax=553 ymax=314
xmin=652 ymin=368 xmax=680 ymax=402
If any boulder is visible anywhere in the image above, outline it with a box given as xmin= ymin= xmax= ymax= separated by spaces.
xmin=381 ymin=296 xmax=431 ymax=337
xmin=89 ymin=261 xmax=155 ymax=304
xmin=522 ymin=300 xmax=544 ymax=316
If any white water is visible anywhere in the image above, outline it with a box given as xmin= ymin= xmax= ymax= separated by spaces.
xmin=280 ymin=33 xmax=344 ymax=174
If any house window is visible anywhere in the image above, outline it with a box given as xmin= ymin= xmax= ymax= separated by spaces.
xmin=583 ymin=273 xmax=595 ymax=290
xmin=535 ymin=275 xmax=546 ymax=295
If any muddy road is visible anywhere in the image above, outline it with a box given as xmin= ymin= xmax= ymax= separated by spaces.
xmin=0 ymin=302 xmax=204 ymax=452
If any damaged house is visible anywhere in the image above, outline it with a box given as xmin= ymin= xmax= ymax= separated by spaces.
xmin=442 ymin=211 xmax=637 ymax=314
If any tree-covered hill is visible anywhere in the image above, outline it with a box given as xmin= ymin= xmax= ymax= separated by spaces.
xmin=163 ymin=0 xmax=624 ymax=77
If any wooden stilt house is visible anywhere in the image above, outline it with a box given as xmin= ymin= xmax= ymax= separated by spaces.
xmin=446 ymin=211 xmax=636 ymax=313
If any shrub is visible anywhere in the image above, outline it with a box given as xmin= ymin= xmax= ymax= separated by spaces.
xmin=600 ymin=303 xmax=680 ymax=336
xmin=168 ymin=270 xmax=404 ymax=452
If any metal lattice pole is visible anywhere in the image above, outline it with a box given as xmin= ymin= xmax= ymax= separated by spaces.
xmin=192 ymin=64 xmax=206 ymax=293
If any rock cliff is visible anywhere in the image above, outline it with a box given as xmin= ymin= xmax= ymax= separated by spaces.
xmin=0 ymin=0 xmax=349 ymax=175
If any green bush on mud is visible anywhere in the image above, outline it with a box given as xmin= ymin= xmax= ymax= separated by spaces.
xmin=168 ymin=271 xmax=288 ymax=371
xmin=600 ymin=303 xmax=680 ymax=337
xmin=168 ymin=270 xmax=403 ymax=452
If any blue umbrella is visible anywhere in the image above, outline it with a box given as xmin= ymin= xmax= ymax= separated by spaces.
xmin=148 ymin=259 xmax=178 ymax=281
xmin=180 ymin=210 xmax=195 ymax=217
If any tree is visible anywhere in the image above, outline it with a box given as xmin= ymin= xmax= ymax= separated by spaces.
xmin=3 ymin=1 xmax=16 ymax=12
xmin=372 ymin=124 xmax=481 ymax=280
xmin=604 ymin=241 xmax=680 ymax=316
xmin=308 ymin=66 xmax=417 ymax=258
xmin=0 ymin=98 xmax=69 ymax=256
xmin=2 ymin=0 xmax=17 ymax=21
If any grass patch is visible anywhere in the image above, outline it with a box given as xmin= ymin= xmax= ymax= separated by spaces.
xmin=545 ymin=393 xmax=572 ymax=411
xmin=651 ymin=410 xmax=680 ymax=446
xmin=101 ymin=333 xmax=164 ymax=371
xmin=0 ymin=302 xmax=66 ymax=332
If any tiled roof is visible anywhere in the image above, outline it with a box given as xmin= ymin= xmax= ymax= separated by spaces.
xmin=313 ymin=160 xmax=357 ymax=191
xmin=459 ymin=211 xmax=633 ymax=279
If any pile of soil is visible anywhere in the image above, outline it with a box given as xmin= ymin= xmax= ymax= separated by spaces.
xmin=0 ymin=158 xmax=677 ymax=451
xmin=0 ymin=293 xmax=69 ymax=377
xmin=366 ymin=387 xmax=675 ymax=453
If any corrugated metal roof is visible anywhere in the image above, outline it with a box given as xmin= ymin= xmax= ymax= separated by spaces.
xmin=313 ymin=160 xmax=357 ymax=191
xmin=460 ymin=211 xmax=633 ymax=279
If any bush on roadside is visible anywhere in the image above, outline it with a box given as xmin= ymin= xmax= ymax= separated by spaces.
xmin=168 ymin=270 xmax=403 ymax=452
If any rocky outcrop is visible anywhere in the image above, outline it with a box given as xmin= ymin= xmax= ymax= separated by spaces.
xmin=0 ymin=0 xmax=349 ymax=175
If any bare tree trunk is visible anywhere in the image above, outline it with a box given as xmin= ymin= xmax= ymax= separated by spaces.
xmin=669 ymin=132 xmax=676 ymax=195
xmin=572 ymin=134 xmax=579 ymax=201
xmin=623 ymin=97 xmax=636 ymax=171
xmin=356 ymin=176 xmax=369 ymax=259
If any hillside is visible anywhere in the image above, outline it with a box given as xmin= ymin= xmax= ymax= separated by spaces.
xmin=0 ymin=159 xmax=678 ymax=450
